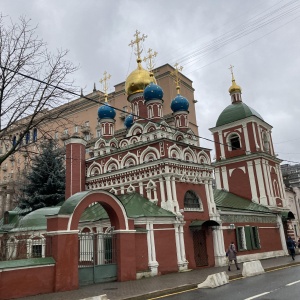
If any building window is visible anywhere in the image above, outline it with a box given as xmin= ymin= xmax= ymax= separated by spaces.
xmin=97 ymin=129 xmax=101 ymax=138
xmin=184 ymin=190 xmax=202 ymax=211
xmin=12 ymin=136 xmax=17 ymax=146
xmin=84 ymin=133 xmax=90 ymax=141
xmin=74 ymin=125 xmax=78 ymax=133
xmin=236 ymin=226 xmax=260 ymax=251
xmin=25 ymin=132 xmax=30 ymax=144
xmin=33 ymin=128 xmax=38 ymax=142
xmin=229 ymin=133 xmax=241 ymax=150
xmin=32 ymin=245 xmax=42 ymax=258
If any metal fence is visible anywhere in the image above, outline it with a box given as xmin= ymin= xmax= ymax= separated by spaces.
xmin=0 ymin=233 xmax=52 ymax=261
xmin=78 ymin=232 xmax=116 ymax=268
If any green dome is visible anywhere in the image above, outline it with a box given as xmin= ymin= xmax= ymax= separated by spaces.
xmin=216 ymin=102 xmax=263 ymax=127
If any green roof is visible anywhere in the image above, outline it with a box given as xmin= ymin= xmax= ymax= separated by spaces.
xmin=118 ymin=193 xmax=175 ymax=218
xmin=216 ymin=102 xmax=263 ymax=127
xmin=214 ymin=189 xmax=272 ymax=213
xmin=3 ymin=192 xmax=175 ymax=232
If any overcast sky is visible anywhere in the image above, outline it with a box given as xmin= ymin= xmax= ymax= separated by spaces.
xmin=1 ymin=0 xmax=300 ymax=164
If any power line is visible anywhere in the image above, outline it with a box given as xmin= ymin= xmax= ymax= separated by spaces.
xmin=0 ymin=65 xmax=224 ymax=148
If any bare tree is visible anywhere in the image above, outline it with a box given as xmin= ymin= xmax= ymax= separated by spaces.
xmin=0 ymin=15 xmax=78 ymax=165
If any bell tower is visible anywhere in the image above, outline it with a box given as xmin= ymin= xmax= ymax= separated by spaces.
xmin=210 ymin=67 xmax=286 ymax=211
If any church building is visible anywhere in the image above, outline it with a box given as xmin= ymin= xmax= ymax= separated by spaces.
xmin=0 ymin=32 xmax=292 ymax=299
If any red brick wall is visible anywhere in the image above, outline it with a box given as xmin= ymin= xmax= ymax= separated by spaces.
xmin=0 ymin=266 xmax=54 ymax=300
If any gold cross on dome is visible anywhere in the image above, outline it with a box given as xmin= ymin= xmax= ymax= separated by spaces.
xmin=143 ymin=48 xmax=158 ymax=72
xmin=229 ymin=64 xmax=235 ymax=80
xmin=171 ymin=63 xmax=183 ymax=93
xmin=99 ymin=71 xmax=111 ymax=102
xmin=129 ymin=30 xmax=147 ymax=60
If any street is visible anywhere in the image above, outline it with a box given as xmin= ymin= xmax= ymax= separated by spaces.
xmin=150 ymin=265 xmax=300 ymax=300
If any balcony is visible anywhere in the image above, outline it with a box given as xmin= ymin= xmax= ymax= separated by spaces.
xmin=60 ymin=133 xmax=70 ymax=141
xmin=81 ymin=125 xmax=91 ymax=134
xmin=120 ymin=111 xmax=129 ymax=119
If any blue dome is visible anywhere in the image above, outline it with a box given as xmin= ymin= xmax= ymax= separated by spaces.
xmin=143 ymin=82 xmax=163 ymax=102
xmin=171 ymin=94 xmax=189 ymax=112
xmin=98 ymin=103 xmax=116 ymax=119
xmin=124 ymin=114 xmax=134 ymax=128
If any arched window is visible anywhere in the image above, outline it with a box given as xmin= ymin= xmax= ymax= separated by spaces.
xmin=184 ymin=190 xmax=202 ymax=211
xmin=229 ymin=133 xmax=241 ymax=150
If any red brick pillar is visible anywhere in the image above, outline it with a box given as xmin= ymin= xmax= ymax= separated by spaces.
xmin=49 ymin=231 xmax=79 ymax=292
xmin=116 ymin=231 xmax=136 ymax=281
xmin=65 ymin=137 xmax=87 ymax=200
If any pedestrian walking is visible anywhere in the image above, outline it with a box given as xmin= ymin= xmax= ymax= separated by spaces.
xmin=226 ymin=241 xmax=240 ymax=271
xmin=286 ymin=236 xmax=296 ymax=260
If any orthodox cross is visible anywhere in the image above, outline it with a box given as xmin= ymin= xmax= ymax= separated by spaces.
xmin=171 ymin=63 xmax=183 ymax=94
xmin=143 ymin=48 xmax=158 ymax=72
xmin=99 ymin=71 xmax=111 ymax=102
xmin=129 ymin=30 xmax=147 ymax=61
xmin=229 ymin=64 xmax=235 ymax=80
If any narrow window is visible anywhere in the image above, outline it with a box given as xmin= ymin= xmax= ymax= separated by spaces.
xmin=33 ymin=128 xmax=38 ymax=142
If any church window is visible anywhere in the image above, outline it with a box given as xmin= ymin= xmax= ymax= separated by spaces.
xmin=32 ymin=245 xmax=42 ymax=258
xmin=236 ymin=226 xmax=260 ymax=251
xmin=97 ymin=129 xmax=101 ymax=138
xmin=184 ymin=190 xmax=202 ymax=211
xmin=263 ymin=132 xmax=270 ymax=152
xmin=229 ymin=133 xmax=241 ymax=150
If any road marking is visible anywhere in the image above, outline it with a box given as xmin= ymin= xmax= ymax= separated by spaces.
xmin=147 ymin=288 xmax=198 ymax=299
xmin=244 ymin=292 xmax=270 ymax=300
xmin=286 ymin=279 xmax=300 ymax=286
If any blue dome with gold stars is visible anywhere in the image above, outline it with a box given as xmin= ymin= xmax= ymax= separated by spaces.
xmin=124 ymin=114 xmax=134 ymax=128
xmin=143 ymin=82 xmax=163 ymax=102
xmin=98 ymin=103 xmax=116 ymax=119
xmin=171 ymin=94 xmax=189 ymax=112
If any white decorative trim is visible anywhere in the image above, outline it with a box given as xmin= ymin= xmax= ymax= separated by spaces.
xmin=46 ymin=230 xmax=79 ymax=235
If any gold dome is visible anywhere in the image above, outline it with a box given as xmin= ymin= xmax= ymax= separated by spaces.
xmin=125 ymin=60 xmax=156 ymax=96
xmin=229 ymin=79 xmax=242 ymax=94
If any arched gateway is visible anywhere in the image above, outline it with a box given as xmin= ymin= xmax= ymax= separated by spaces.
xmin=46 ymin=190 xmax=136 ymax=291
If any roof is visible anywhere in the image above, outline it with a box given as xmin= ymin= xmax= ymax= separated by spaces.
xmin=118 ymin=193 xmax=175 ymax=218
xmin=2 ymin=192 xmax=175 ymax=233
xmin=214 ymin=189 xmax=272 ymax=213
xmin=216 ymin=102 xmax=263 ymax=127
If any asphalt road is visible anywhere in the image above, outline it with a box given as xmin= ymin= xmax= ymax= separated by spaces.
xmin=150 ymin=265 xmax=300 ymax=300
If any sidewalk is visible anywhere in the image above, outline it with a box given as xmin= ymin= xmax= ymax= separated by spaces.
xmin=19 ymin=255 xmax=300 ymax=300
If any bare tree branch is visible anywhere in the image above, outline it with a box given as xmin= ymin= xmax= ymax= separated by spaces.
xmin=0 ymin=15 xmax=78 ymax=165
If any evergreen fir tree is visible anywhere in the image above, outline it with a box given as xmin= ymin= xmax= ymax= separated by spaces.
xmin=19 ymin=139 xmax=65 ymax=211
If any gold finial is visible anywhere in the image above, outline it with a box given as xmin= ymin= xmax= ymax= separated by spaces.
xmin=143 ymin=48 xmax=158 ymax=74
xmin=228 ymin=64 xmax=241 ymax=94
xmin=129 ymin=30 xmax=147 ymax=63
xmin=99 ymin=71 xmax=111 ymax=102
xmin=171 ymin=63 xmax=183 ymax=94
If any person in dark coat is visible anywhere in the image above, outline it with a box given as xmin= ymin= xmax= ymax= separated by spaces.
xmin=297 ymin=238 xmax=300 ymax=248
xmin=227 ymin=241 xmax=240 ymax=271
xmin=286 ymin=236 xmax=296 ymax=260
